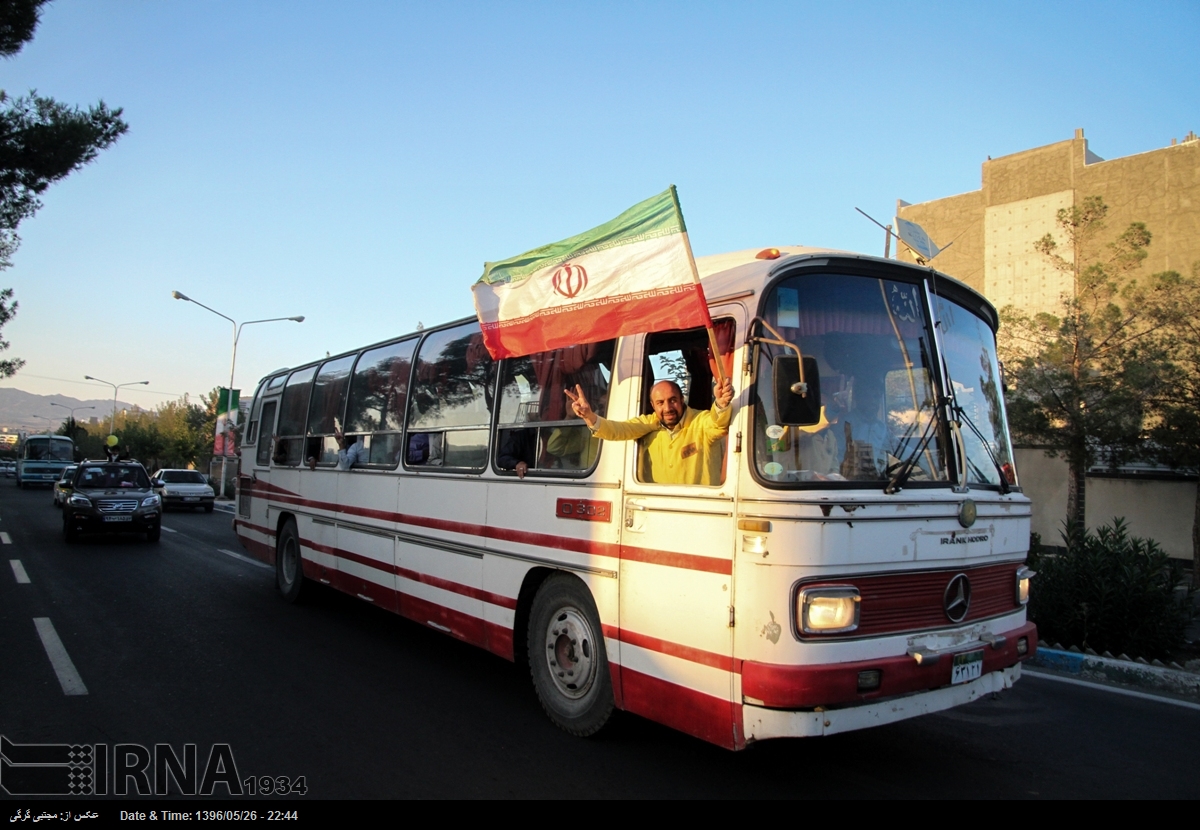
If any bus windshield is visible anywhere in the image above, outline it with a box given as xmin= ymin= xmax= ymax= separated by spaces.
xmin=23 ymin=436 xmax=74 ymax=462
xmin=934 ymin=294 xmax=1016 ymax=487
xmin=754 ymin=273 xmax=947 ymax=486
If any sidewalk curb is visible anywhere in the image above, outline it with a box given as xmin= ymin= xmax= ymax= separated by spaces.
xmin=213 ymin=500 xmax=235 ymax=514
xmin=1029 ymin=647 xmax=1200 ymax=699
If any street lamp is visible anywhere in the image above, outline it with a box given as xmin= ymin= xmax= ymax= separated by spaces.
xmin=83 ymin=376 xmax=150 ymax=436
xmin=171 ymin=291 xmax=304 ymax=498
xmin=50 ymin=403 xmax=96 ymax=440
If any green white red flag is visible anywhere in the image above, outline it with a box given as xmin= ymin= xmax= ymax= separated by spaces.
xmin=472 ymin=186 xmax=712 ymax=359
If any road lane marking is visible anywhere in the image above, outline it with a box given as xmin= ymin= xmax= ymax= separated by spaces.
xmin=218 ymin=548 xmax=272 ymax=570
xmin=162 ymin=526 xmax=177 ymax=533
xmin=1024 ymin=667 xmax=1200 ymax=711
xmin=10 ymin=559 xmax=30 ymax=583
xmin=32 ymin=617 xmax=88 ymax=696
xmin=0 ymin=532 xmax=11 ymax=544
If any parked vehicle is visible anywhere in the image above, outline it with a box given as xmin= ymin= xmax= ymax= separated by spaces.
xmin=63 ymin=461 xmax=162 ymax=543
xmin=151 ymin=469 xmax=215 ymax=513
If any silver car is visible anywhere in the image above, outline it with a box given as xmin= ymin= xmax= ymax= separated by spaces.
xmin=150 ymin=469 xmax=216 ymax=513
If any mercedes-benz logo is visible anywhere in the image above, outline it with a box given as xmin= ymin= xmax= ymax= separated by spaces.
xmin=943 ymin=573 xmax=972 ymax=623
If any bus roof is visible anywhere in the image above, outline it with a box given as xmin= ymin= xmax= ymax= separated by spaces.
xmin=694 ymin=246 xmax=997 ymax=329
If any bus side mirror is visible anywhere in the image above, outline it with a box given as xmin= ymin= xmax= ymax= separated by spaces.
xmin=773 ymin=356 xmax=822 ymax=426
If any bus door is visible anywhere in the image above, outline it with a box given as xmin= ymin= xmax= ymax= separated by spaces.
xmin=618 ymin=314 xmax=741 ymax=749
xmin=246 ymin=395 xmax=279 ymax=512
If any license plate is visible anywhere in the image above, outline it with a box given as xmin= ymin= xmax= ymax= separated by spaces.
xmin=183 ymin=497 xmax=199 ymax=502
xmin=951 ymin=649 xmax=984 ymax=684
xmin=103 ymin=515 xmax=133 ymax=522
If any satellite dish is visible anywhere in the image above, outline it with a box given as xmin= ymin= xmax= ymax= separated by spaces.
xmin=895 ymin=217 xmax=941 ymax=262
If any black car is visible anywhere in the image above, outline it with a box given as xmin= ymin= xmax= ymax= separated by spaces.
xmin=63 ymin=461 xmax=162 ymax=543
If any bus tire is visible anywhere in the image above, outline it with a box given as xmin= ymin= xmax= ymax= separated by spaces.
xmin=527 ymin=574 xmax=613 ymax=737
xmin=276 ymin=519 xmax=307 ymax=603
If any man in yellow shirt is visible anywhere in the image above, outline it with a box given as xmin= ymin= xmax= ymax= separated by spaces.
xmin=564 ymin=377 xmax=733 ymax=485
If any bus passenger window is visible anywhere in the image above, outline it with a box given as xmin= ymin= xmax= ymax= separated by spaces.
xmin=492 ymin=340 xmax=613 ymax=478
xmin=406 ymin=322 xmax=494 ymax=472
xmin=634 ymin=321 xmax=735 ymax=486
xmin=275 ymin=366 xmax=317 ymax=467
xmin=304 ymin=354 xmax=355 ymax=468
xmin=344 ymin=338 xmax=415 ymax=470
xmin=256 ymin=401 xmax=278 ymax=467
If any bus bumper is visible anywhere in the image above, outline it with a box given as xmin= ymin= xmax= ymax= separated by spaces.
xmin=743 ymin=663 xmax=1021 ymax=741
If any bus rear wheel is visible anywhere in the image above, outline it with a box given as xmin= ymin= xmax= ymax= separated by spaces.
xmin=527 ymin=574 xmax=613 ymax=737
xmin=276 ymin=519 xmax=307 ymax=603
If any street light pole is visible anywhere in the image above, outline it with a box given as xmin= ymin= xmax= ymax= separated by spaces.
xmin=171 ymin=291 xmax=304 ymax=499
xmin=49 ymin=403 xmax=96 ymax=443
xmin=83 ymin=376 xmax=150 ymax=436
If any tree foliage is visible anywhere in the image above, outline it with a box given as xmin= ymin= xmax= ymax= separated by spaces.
xmin=0 ymin=0 xmax=129 ymax=378
xmin=999 ymin=196 xmax=1183 ymax=529
xmin=62 ymin=392 xmax=217 ymax=472
xmin=0 ymin=0 xmax=47 ymax=58
xmin=1144 ymin=262 xmax=1200 ymax=583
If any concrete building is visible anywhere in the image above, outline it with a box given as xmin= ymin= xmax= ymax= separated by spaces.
xmin=897 ymin=130 xmax=1200 ymax=560
xmin=897 ymin=128 xmax=1200 ymax=317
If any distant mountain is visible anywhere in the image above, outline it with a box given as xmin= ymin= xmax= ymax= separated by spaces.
xmin=0 ymin=388 xmax=142 ymax=434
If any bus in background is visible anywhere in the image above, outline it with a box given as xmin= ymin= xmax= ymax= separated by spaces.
xmin=234 ymin=246 xmax=1035 ymax=750
xmin=17 ymin=433 xmax=76 ymax=488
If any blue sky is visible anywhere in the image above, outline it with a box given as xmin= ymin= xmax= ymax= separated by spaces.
xmin=1 ymin=0 xmax=1197 ymax=412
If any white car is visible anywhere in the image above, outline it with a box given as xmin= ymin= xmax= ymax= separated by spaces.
xmin=150 ymin=469 xmax=216 ymax=513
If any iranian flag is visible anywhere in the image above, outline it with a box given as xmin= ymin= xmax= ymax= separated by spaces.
xmin=472 ymin=186 xmax=712 ymax=359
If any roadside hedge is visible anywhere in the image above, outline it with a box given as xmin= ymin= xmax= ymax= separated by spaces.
xmin=1028 ymin=519 xmax=1194 ymax=660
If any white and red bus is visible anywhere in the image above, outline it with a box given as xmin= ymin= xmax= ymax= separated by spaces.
xmin=234 ymin=246 xmax=1035 ymax=749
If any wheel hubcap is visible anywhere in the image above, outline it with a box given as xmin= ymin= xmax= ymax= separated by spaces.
xmin=543 ymin=606 xmax=596 ymax=699
xmin=282 ymin=538 xmax=298 ymax=585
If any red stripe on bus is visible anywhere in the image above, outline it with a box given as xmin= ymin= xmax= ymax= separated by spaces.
xmin=294 ymin=533 xmax=520 ymax=611
xmin=618 ymin=544 xmax=732 ymax=575
xmin=620 ymin=666 xmax=738 ymax=750
xmin=234 ymin=518 xmax=276 ymax=538
xmin=247 ymin=484 xmax=731 ymax=575
xmin=401 ymin=593 xmax=487 ymax=649
xmin=616 ymin=628 xmax=735 ymax=673
xmin=740 ymin=620 xmax=1038 ymax=709
xmin=396 ymin=567 xmax=519 ymax=611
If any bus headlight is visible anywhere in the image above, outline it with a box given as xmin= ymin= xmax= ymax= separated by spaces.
xmin=1015 ymin=567 xmax=1035 ymax=605
xmin=798 ymin=586 xmax=860 ymax=634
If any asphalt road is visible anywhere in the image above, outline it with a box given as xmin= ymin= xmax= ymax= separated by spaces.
xmin=2 ymin=483 xmax=1199 ymax=801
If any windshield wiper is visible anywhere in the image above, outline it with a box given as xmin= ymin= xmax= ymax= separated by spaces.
xmin=954 ymin=406 xmax=1012 ymax=495
xmin=884 ymin=403 xmax=940 ymax=495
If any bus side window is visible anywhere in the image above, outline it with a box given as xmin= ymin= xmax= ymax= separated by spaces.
xmin=305 ymin=354 xmax=355 ymax=468
xmin=639 ymin=320 xmax=735 ymax=486
xmin=256 ymin=401 xmax=278 ymax=466
xmin=275 ymin=366 xmax=317 ymax=466
xmin=345 ymin=338 xmax=415 ymax=469
xmin=492 ymin=340 xmax=613 ymax=478
xmin=406 ymin=322 xmax=494 ymax=471
xmin=243 ymin=379 xmax=267 ymax=448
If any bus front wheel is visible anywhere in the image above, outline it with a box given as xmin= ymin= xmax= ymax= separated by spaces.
xmin=527 ymin=574 xmax=613 ymax=737
xmin=276 ymin=519 xmax=307 ymax=603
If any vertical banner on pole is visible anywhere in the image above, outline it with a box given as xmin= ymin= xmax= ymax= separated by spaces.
xmin=213 ymin=388 xmax=240 ymax=457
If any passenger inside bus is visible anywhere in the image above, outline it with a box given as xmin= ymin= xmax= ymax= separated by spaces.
xmin=567 ymin=375 xmax=732 ymax=486
xmin=493 ymin=340 xmax=612 ymax=478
